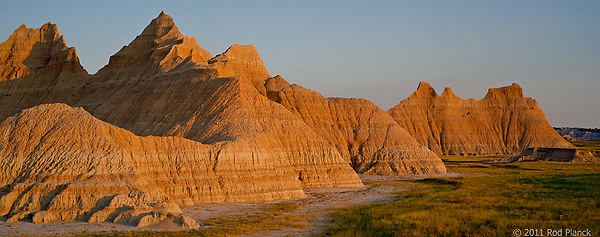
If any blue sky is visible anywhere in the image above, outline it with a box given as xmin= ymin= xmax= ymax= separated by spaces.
xmin=1 ymin=1 xmax=599 ymax=128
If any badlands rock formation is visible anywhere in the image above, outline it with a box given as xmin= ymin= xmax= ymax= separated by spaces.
xmin=555 ymin=127 xmax=600 ymax=141
xmin=388 ymin=82 xmax=574 ymax=156
xmin=265 ymin=76 xmax=446 ymax=175
xmin=0 ymin=22 xmax=88 ymax=82
xmin=0 ymin=103 xmax=318 ymax=225
xmin=0 ymin=22 xmax=90 ymax=119
xmin=0 ymin=12 xmax=450 ymax=225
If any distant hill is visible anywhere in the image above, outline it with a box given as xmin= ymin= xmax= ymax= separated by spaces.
xmin=555 ymin=127 xmax=600 ymax=141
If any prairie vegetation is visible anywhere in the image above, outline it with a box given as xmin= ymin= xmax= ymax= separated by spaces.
xmin=571 ymin=140 xmax=600 ymax=157
xmin=326 ymin=156 xmax=600 ymax=236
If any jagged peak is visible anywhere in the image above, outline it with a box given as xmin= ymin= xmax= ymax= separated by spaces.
xmin=440 ymin=87 xmax=456 ymax=98
xmin=10 ymin=22 xmax=60 ymax=41
xmin=139 ymin=11 xmax=180 ymax=41
xmin=41 ymin=22 xmax=57 ymax=29
xmin=0 ymin=22 xmax=87 ymax=81
xmin=417 ymin=81 xmax=432 ymax=89
xmin=414 ymin=81 xmax=438 ymax=98
xmin=96 ymin=12 xmax=213 ymax=79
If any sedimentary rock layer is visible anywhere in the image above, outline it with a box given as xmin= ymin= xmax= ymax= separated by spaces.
xmin=388 ymin=82 xmax=574 ymax=156
xmin=0 ymin=12 xmax=371 ymax=225
xmin=0 ymin=103 xmax=310 ymax=224
xmin=0 ymin=22 xmax=90 ymax=119
xmin=0 ymin=22 xmax=88 ymax=82
xmin=265 ymin=76 xmax=446 ymax=175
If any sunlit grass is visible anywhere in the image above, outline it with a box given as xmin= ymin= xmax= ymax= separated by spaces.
xmin=571 ymin=141 xmax=600 ymax=157
xmin=326 ymin=157 xmax=600 ymax=236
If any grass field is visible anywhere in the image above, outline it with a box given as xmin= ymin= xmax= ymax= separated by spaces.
xmin=571 ymin=140 xmax=600 ymax=157
xmin=326 ymin=156 xmax=600 ymax=236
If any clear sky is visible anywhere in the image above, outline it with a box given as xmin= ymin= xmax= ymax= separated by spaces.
xmin=1 ymin=1 xmax=599 ymax=128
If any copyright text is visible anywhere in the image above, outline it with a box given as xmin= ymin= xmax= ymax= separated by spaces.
xmin=513 ymin=228 xmax=592 ymax=237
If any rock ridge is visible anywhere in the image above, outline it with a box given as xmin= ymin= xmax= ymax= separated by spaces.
xmin=265 ymin=76 xmax=446 ymax=175
xmin=0 ymin=12 xmax=368 ymax=225
xmin=0 ymin=22 xmax=88 ymax=82
xmin=388 ymin=82 xmax=574 ymax=156
xmin=0 ymin=103 xmax=313 ymax=224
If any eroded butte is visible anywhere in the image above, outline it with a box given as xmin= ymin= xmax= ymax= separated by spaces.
xmin=0 ymin=12 xmax=581 ymax=228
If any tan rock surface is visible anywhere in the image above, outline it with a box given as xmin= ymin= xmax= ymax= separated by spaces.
xmin=0 ymin=103 xmax=312 ymax=224
xmin=388 ymin=81 xmax=574 ymax=155
xmin=93 ymin=11 xmax=212 ymax=82
xmin=90 ymin=74 xmax=363 ymax=189
xmin=0 ymin=22 xmax=88 ymax=82
xmin=265 ymin=76 xmax=446 ymax=175
xmin=0 ymin=22 xmax=90 ymax=119
xmin=135 ymin=212 xmax=200 ymax=229
xmin=208 ymin=44 xmax=271 ymax=93
xmin=0 ymin=12 xmax=367 ymax=225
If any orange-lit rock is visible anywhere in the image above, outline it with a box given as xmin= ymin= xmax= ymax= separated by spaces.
xmin=0 ymin=103 xmax=308 ymax=224
xmin=0 ymin=22 xmax=90 ymax=119
xmin=388 ymin=82 xmax=574 ymax=156
xmin=0 ymin=12 xmax=368 ymax=224
xmin=265 ymin=76 xmax=446 ymax=175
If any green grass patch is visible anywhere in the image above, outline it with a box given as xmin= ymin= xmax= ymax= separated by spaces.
xmin=570 ymin=141 xmax=600 ymax=151
xmin=571 ymin=141 xmax=600 ymax=157
xmin=326 ymin=157 xmax=600 ymax=236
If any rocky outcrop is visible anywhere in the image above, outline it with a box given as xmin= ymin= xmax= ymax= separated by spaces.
xmin=90 ymin=74 xmax=363 ymax=189
xmin=493 ymin=148 xmax=599 ymax=163
xmin=135 ymin=212 xmax=200 ymax=229
xmin=0 ymin=22 xmax=88 ymax=82
xmin=0 ymin=12 xmax=369 ymax=225
xmin=265 ymin=76 xmax=446 ymax=175
xmin=388 ymin=82 xmax=574 ymax=156
xmin=93 ymin=11 xmax=212 ymax=81
xmin=555 ymin=127 xmax=600 ymax=141
xmin=0 ymin=22 xmax=90 ymax=119
xmin=0 ymin=103 xmax=314 ymax=224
